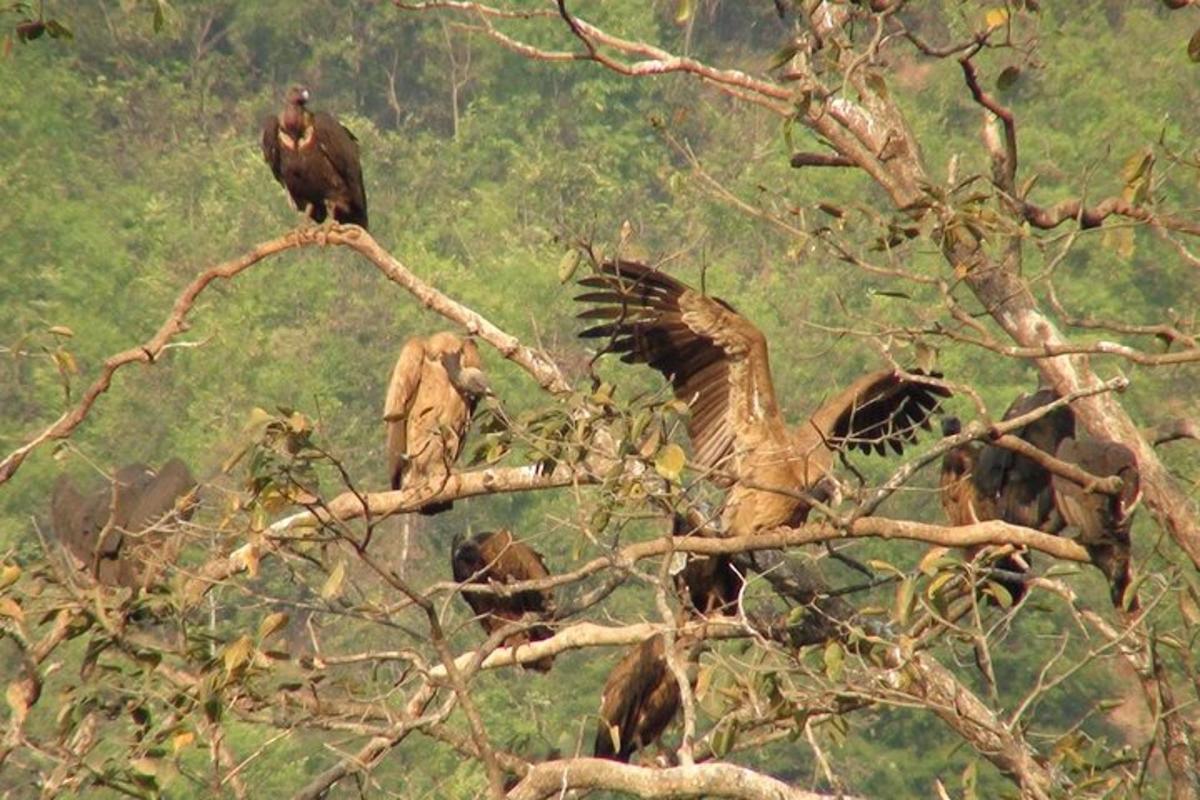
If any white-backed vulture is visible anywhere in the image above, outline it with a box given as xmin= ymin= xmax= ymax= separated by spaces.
xmin=50 ymin=459 xmax=197 ymax=589
xmin=383 ymin=332 xmax=491 ymax=514
xmin=261 ymin=85 xmax=368 ymax=228
xmin=450 ymin=529 xmax=555 ymax=672
xmin=576 ymin=258 xmax=949 ymax=536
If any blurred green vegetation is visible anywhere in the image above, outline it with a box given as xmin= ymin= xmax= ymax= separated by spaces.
xmin=1 ymin=1 xmax=1198 ymax=797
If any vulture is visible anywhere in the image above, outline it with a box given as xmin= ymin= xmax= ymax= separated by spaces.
xmin=595 ymin=634 xmax=696 ymax=763
xmin=1052 ymin=438 xmax=1142 ymax=608
xmin=576 ymin=258 xmax=949 ymax=536
xmin=50 ymin=459 xmax=197 ymax=589
xmin=451 ymin=530 xmax=555 ymax=672
xmin=261 ymin=85 xmax=368 ymax=228
xmin=383 ymin=332 xmax=491 ymax=514
xmin=938 ymin=390 xmax=1074 ymax=602
xmin=671 ymin=513 xmax=741 ymax=617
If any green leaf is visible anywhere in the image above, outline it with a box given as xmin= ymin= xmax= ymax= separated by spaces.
xmin=654 ymin=443 xmax=686 ymax=482
xmin=823 ymin=641 xmax=845 ymax=682
xmin=258 ymin=611 xmax=289 ymax=642
xmin=1189 ymin=27 xmax=1200 ymax=62
xmin=223 ymin=635 xmax=254 ymax=679
xmin=996 ymin=65 xmax=1021 ymax=91
xmin=320 ymin=561 xmax=346 ymax=601
xmin=674 ymin=0 xmax=695 ymax=24
xmin=557 ymin=249 xmax=581 ymax=284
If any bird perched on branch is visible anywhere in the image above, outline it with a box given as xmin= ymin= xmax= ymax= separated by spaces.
xmin=671 ymin=512 xmax=741 ymax=618
xmin=451 ymin=529 xmax=556 ymax=672
xmin=940 ymin=390 xmax=1074 ymax=602
xmin=261 ymin=85 xmax=368 ymax=228
xmin=575 ymin=257 xmax=949 ymax=536
xmin=1053 ymin=438 xmax=1141 ymax=609
xmin=384 ymin=332 xmax=491 ymax=514
xmin=50 ymin=459 xmax=198 ymax=589
xmin=594 ymin=633 xmax=698 ymax=763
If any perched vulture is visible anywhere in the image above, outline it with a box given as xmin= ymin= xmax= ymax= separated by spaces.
xmin=974 ymin=388 xmax=1075 ymax=533
xmin=1052 ymin=438 xmax=1142 ymax=608
xmin=939 ymin=416 xmax=1038 ymax=601
xmin=261 ymin=85 xmax=368 ymax=228
xmin=671 ymin=514 xmax=741 ymax=617
xmin=595 ymin=634 xmax=696 ymax=763
xmin=50 ymin=459 xmax=197 ymax=589
xmin=383 ymin=332 xmax=491 ymax=514
xmin=576 ymin=258 xmax=949 ymax=536
xmin=451 ymin=530 xmax=555 ymax=672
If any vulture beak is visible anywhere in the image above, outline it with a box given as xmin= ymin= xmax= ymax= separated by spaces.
xmin=300 ymin=88 xmax=310 ymax=103
xmin=443 ymin=352 xmax=493 ymax=398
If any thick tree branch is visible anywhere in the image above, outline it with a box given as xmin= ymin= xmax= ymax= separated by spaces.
xmin=0 ymin=227 xmax=570 ymax=488
xmin=509 ymin=758 xmax=862 ymax=800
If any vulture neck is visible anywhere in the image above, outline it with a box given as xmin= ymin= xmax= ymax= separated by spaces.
xmin=281 ymin=103 xmax=310 ymax=138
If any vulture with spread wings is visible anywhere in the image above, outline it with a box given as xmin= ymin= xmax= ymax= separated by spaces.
xmin=451 ymin=529 xmax=556 ymax=672
xmin=50 ymin=459 xmax=198 ymax=589
xmin=594 ymin=634 xmax=697 ymax=763
xmin=576 ymin=258 xmax=949 ymax=536
xmin=384 ymin=332 xmax=491 ymax=514
xmin=261 ymin=85 xmax=368 ymax=228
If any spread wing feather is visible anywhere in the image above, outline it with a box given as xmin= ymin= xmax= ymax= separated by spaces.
xmin=577 ymin=259 xmax=781 ymax=477
xmin=806 ymin=369 xmax=949 ymax=456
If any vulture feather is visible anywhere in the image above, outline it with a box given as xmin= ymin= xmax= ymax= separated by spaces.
xmin=451 ymin=530 xmax=555 ymax=672
xmin=671 ymin=513 xmax=741 ymax=617
xmin=1053 ymin=438 xmax=1141 ymax=608
xmin=594 ymin=634 xmax=697 ymax=763
xmin=261 ymin=85 xmax=368 ymax=228
xmin=383 ymin=332 xmax=491 ymax=514
xmin=576 ymin=258 xmax=949 ymax=535
xmin=50 ymin=459 xmax=197 ymax=589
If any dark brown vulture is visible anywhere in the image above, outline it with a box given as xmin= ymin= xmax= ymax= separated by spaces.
xmin=50 ymin=459 xmax=198 ymax=589
xmin=974 ymin=388 xmax=1075 ymax=533
xmin=938 ymin=391 xmax=1074 ymax=602
xmin=451 ymin=530 xmax=555 ymax=672
xmin=671 ymin=514 xmax=741 ymax=617
xmin=576 ymin=258 xmax=949 ymax=536
xmin=261 ymin=85 xmax=368 ymax=228
xmin=1052 ymin=438 xmax=1142 ymax=608
xmin=595 ymin=634 xmax=696 ymax=763
xmin=383 ymin=332 xmax=491 ymax=514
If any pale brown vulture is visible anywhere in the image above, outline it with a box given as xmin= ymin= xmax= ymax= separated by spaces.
xmin=383 ymin=332 xmax=491 ymax=514
xmin=576 ymin=259 xmax=949 ymax=536
xmin=261 ymin=85 xmax=368 ymax=228
xmin=594 ymin=634 xmax=696 ymax=763
xmin=450 ymin=529 xmax=556 ymax=672
xmin=50 ymin=459 xmax=197 ymax=589
xmin=1052 ymin=438 xmax=1141 ymax=608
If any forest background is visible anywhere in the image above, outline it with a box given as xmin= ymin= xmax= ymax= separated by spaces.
xmin=2 ymin=1 xmax=1199 ymax=798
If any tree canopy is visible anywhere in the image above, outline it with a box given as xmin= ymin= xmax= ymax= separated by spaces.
xmin=2 ymin=2 xmax=1199 ymax=799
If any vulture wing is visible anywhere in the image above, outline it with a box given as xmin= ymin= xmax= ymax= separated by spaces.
xmin=384 ymin=338 xmax=426 ymax=490
xmin=260 ymin=115 xmax=284 ymax=182
xmin=1052 ymin=438 xmax=1140 ymax=607
xmin=51 ymin=476 xmax=89 ymax=559
xmin=595 ymin=635 xmax=672 ymax=762
xmin=577 ymin=259 xmax=782 ymax=480
xmin=312 ymin=111 xmax=368 ymax=228
xmin=976 ymin=389 xmax=1075 ymax=532
xmin=803 ymin=368 xmax=949 ymax=456
xmin=126 ymin=458 xmax=198 ymax=534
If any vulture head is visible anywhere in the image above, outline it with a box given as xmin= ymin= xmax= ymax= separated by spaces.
xmin=942 ymin=416 xmax=962 ymax=437
xmin=427 ymin=333 xmax=492 ymax=399
xmin=449 ymin=531 xmax=487 ymax=581
xmin=281 ymin=85 xmax=311 ymax=135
